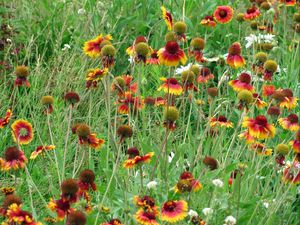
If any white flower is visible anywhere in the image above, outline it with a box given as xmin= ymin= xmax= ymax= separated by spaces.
xmin=175 ymin=63 xmax=194 ymax=74
xmin=244 ymin=34 xmax=276 ymax=49
xmin=202 ymin=208 xmax=213 ymax=216
xmin=146 ymin=181 xmax=158 ymax=189
xmin=6 ymin=38 xmax=12 ymax=43
xmin=77 ymin=8 xmax=86 ymax=14
xmin=62 ymin=44 xmax=71 ymax=51
xmin=212 ymin=179 xmax=224 ymax=188
xmin=224 ymin=215 xmax=237 ymax=225
xmin=188 ymin=209 xmax=198 ymax=217
xmin=128 ymin=56 xmax=134 ymax=64
xmin=263 ymin=202 xmax=269 ymax=208
xmin=168 ymin=152 xmax=175 ymax=163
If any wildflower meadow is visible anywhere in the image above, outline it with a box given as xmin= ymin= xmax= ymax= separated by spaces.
xmin=0 ymin=0 xmax=300 ymax=224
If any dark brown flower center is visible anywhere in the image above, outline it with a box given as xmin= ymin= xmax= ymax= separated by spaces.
xmin=219 ymin=9 xmax=228 ymax=18
xmin=288 ymin=114 xmax=299 ymax=123
xmin=165 ymin=41 xmax=180 ymax=54
xmin=163 ymin=201 xmax=177 ymax=211
xmin=255 ymin=116 xmax=268 ymax=126
xmin=217 ymin=116 xmax=228 ymax=122
xmin=4 ymin=147 xmax=20 ymax=161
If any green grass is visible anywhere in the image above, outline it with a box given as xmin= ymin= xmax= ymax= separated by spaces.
xmin=0 ymin=0 xmax=300 ymax=225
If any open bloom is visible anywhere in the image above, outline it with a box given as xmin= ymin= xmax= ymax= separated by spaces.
xmin=74 ymin=124 xmax=104 ymax=150
xmin=158 ymin=77 xmax=183 ymax=95
xmin=253 ymin=93 xmax=267 ymax=109
xmin=161 ymin=200 xmax=188 ymax=223
xmin=86 ymin=68 xmax=108 ymax=89
xmin=11 ymin=119 xmax=34 ymax=145
xmin=0 ymin=146 xmax=27 ymax=171
xmin=30 ymin=145 xmax=55 ymax=159
xmin=135 ymin=208 xmax=160 ymax=225
xmin=251 ymin=142 xmax=272 ymax=156
xmin=117 ymin=92 xmax=144 ymax=114
xmin=290 ymin=132 xmax=300 ymax=153
xmin=161 ymin=6 xmax=173 ymax=30
xmin=210 ymin=116 xmax=233 ymax=128
xmin=200 ymin=15 xmax=216 ymax=27
xmin=83 ymin=34 xmax=112 ymax=58
xmin=123 ymin=147 xmax=154 ymax=168
xmin=157 ymin=41 xmax=187 ymax=66
xmin=133 ymin=195 xmax=156 ymax=210
xmin=48 ymin=198 xmax=73 ymax=221
xmin=226 ymin=42 xmax=246 ymax=69
xmin=6 ymin=203 xmax=42 ymax=225
xmin=213 ymin=6 xmax=234 ymax=24
xmin=244 ymin=5 xmax=260 ymax=20
xmin=278 ymin=114 xmax=300 ymax=132
xmin=0 ymin=109 xmax=12 ymax=128
xmin=262 ymin=85 xmax=276 ymax=97
xmin=197 ymin=67 xmax=214 ymax=83
xmin=174 ymin=171 xmax=202 ymax=193
xmin=279 ymin=96 xmax=298 ymax=110
xmin=242 ymin=116 xmax=275 ymax=139
xmin=238 ymin=131 xmax=255 ymax=144
xmin=228 ymin=73 xmax=254 ymax=93
xmin=102 ymin=219 xmax=124 ymax=225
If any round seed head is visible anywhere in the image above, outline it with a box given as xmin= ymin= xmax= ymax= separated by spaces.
xmin=135 ymin=42 xmax=150 ymax=57
xmin=15 ymin=65 xmax=29 ymax=78
xmin=101 ymin=45 xmax=116 ymax=57
xmin=164 ymin=106 xmax=179 ymax=122
xmin=237 ymin=90 xmax=253 ymax=104
xmin=76 ymin=124 xmax=91 ymax=138
xmin=41 ymin=95 xmax=54 ymax=105
xmin=275 ymin=144 xmax=289 ymax=155
xmin=190 ymin=38 xmax=205 ymax=50
xmin=264 ymin=60 xmax=277 ymax=73
xmin=174 ymin=21 xmax=187 ymax=35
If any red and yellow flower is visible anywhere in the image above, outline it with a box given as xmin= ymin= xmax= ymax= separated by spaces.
xmin=283 ymin=161 xmax=300 ymax=184
xmin=135 ymin=208 xmax=160 ymax=225
xmin=117 ymin=92 xmax=144 ymax=114
xmin=83 ymin=34 xmax=112 ymax=58
xmin=253 ymin=93 xmax=267 ymax=109
xmin=0 ymin=146 xmax=27 ymax=171
xmin=157 ymin=41 xmax=187 ymax=66
xmin=238 ymin=131 xmax=255 ymax=144
xmin=244 ymin=5 xmax=260 ymax=20
xmin=48 ymin=198 xmax=73 ymax=221
xmin=250 ymin=142 xmax=272 ymax=156
xmin=262 ymin=84 xmax=276 ymax=97
xmin=200 ymin=15 xmax=216 ymax=27
xmin=158 ymin=77 xmax=183 ymax=96
xmin=213 ymin=6 xmax=234 ymax=24
xmin=280 ymin=0 xmax=296 ymax=6
xmin=242 ymin=116 xmax=276 ymax=139
xmin=278 ymin=114 xmax=300 ymax=132
xmin=133 ymin=195 xmax=156 ymax=210
xmin=210 ymin=116 xmax=233 ymax=128
xmin=279 ymin=96 xmax=298 ymax=110
xmin=174 ymin=171 xmax=202 ymax=193
xmin=0 ymin=109 xmax=12 ymax=128
xmin=226 ymin=42 xmax=246 ymax=69
xmin=290 ymin=132 xmax=300 ymax=153
xmin=11 ymin=119 xmax=34 ymax=145
xmin=161 ymin=6 xmax=173 ymax=30
xmin=102 ymin=219 xmax=124 ymax=225
xmin=123 ymin=147 xmax=154 ymax=169
xmin=30 ymin=145 xmax=55 ymax=160
xmin=161 ymin=200 xmax=188 ymax=223
xmin=6 ymin=203 xmax=43 ymax=225
xmin=147 ymin=50 xmax=160 ymax=65
xmin=86 ymin=68 xmax=108 ymax=89
xmin=197 ymin=67 xmax=214 ymax=84
xmin=126 ymin=36 xmax=148 ymax=56
xmin=112 ymin=75 xmax=137 ymax=97
xmin=228 ymin=73 xmax=254 ymax=93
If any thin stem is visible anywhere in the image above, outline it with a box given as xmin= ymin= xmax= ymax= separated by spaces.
xmin=62 ymin=105 xmax=73 ymax=180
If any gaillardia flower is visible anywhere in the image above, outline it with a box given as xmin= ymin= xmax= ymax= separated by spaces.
xmin=181 ymin=70 xmax=198 ymax=92
xmin=226 ymin=42 xmax=246 ymax=69
xmin=14 ymin=65 xmax=30 ymax=87
xmin=213 ymin=6 xmax=234 ymax=24
xmin=0 ymin=109 xmax=12 ymax=128
xmin=75 ymin=123 xmax=104 ymax=150
xmin=86 ymin=68 xmax=108 ymax=89
xmin=117 ymin=92 xmax=144 ymax=114
xmin=112 ymin=75 xmax=137 ymax=97
xmin=203 ymin=156 xmax=218 ymax=170
xmin=161 ymin=6 xmax=173 ymax=30
xmin=66 ymin=210 xmax=86 ymax=225
xmin=117 ymin=124 xmax=133 ymax=142
xmin=280 ymin=0 xmax=296 ymax=6
xmin=41 ymin=95 xmax=54 ymax=114
xmin=163 ymin=106 xmax=179 ymax=130
xmin=135 ymin=208 xmax=160 ymax=225
xmin=197 ymin=67 xmax=214 ymax=84
xmin=290 ymin=132 xmax=300 ymax=153
xmin=228 ymin=73 xmax=254 ymax=93
xmin=48 ymin=198 xmax=73 ymax=221
xmin=126 ymin=36 xmax=148 ymax=56
xmin=78 ymin=169 xmax=97 ymax=194
xmin=278 ymin=89 xmax=298 ymax=110
xmin=253 ymin=93 xmax=267 ymax=109
xmin=242 ymin=115 xmax=276 ymax=139
xmin=1 ymin=194 xmax=22 ymax=215
xmin=11 ymin=119 xmax=34 ymax=145
xmin=161 ymin=200 xmax=188 ymax=223
xmin=244 ymin=5 xmax=260 ymax=20
xmin=0 ymin=146 xmax=27 ymax=171
xmin=158 ymin=77 xmax=183 ymax=96
xmin=200 ymin=15 xmax=216 ymax=27
xmin=173 ymin=21 xmax=187 ymax=41
xmin=102 ymin=218 xmax=124 ymax=225
xmin=133 ymin=195 xmax=156 ymax=210
xmin=251 ymin=142 xmax=272 ymax=156
xmin=157 ymin=41 xmax=187 ymax=66
xmin=123 ymin=147 xmax=154 ymax=168
xmin=61 ymin=179 xmax=79 ymax=202
xmin=174 ymin=171 xmax=202 ymax=193
xmin=83 ymin=34 xmax=112 ymax=58
xmin=188 ymin=38 xmax=205 ymax=62
xmin=101 ymin=44 xmax=116 ymax=68
xmin=210 ymin=116 xmax=233 ymax=128
xmin=278 ymin=114 xmax=300 ymax=132
xmin=30 ymin=145 xmax=55 ymax=160
xmin=263 ymin=60 xmax=278 ymax=81
xmin=6 ymin=203 xmax=43 ymax=225
xmin=64 ymin=92 xmax=80 ymax=107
